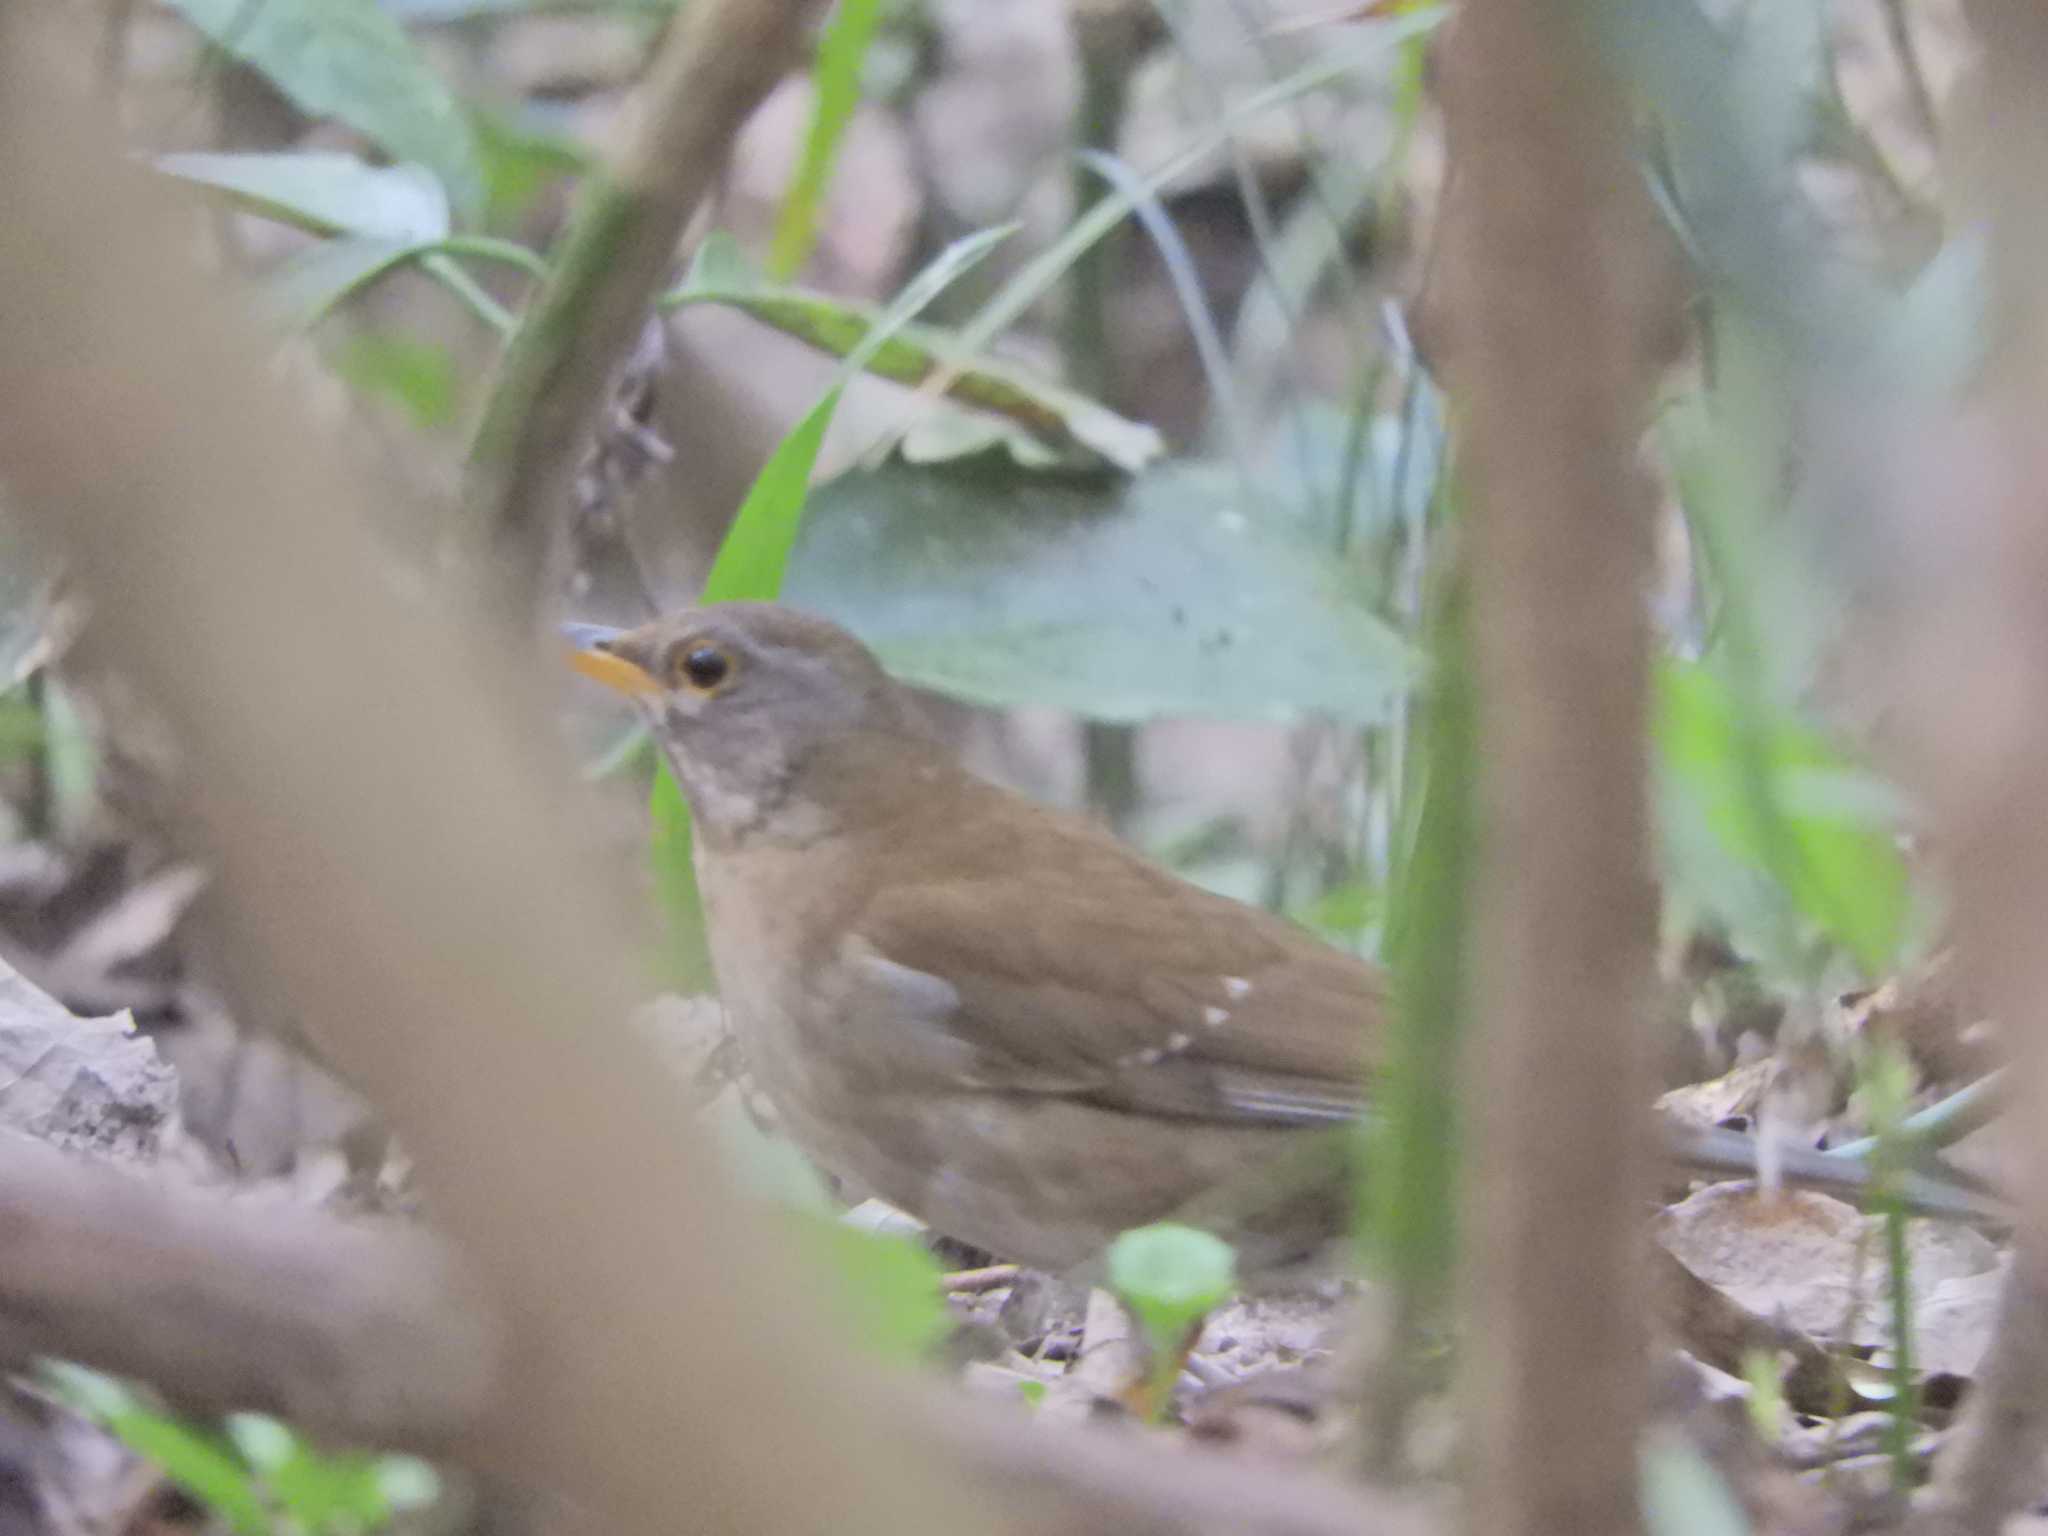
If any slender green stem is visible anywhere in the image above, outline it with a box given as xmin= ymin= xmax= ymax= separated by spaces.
xmin=1880 ymin=1187 xmax=1917 ymax=1489
xmin=296 ymin=237 xmax=545 ymax=333
xmin=1825 ymin=1069 xmax=2006 ymax=1162
xmin=435 ymin=235 xmax=550 ymax=280
xmin=421 ymin=252 xmax=515 ymax=335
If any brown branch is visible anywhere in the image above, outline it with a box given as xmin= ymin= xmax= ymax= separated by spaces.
xmin=0 ymin=1132 xmax=493 ymax=1452
xmin=0 ymin=1130 xmax=1432 ymax=1536
xmin=1437 ymin=4 xmax=1670 ymax=1535
xmin=0 ymin=14 xmax=974 ymax=1536
xmin=462 ymin=0 xmax=824 ymax=615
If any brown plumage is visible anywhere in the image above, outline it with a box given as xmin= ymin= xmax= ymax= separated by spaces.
xmin=574 ymin=603 xmax=1384 ymax=1270
xmin=570 ymin=603 xmax=2005 ymax=1266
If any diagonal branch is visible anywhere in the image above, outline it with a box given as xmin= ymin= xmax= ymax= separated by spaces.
xmin=0 ymin=1129 xmax=1431 ymax=1536
xmin=462 ymin=0 xmax=826 ymax=616
xmin=0 ymin=13 xmax=970 ymax=1535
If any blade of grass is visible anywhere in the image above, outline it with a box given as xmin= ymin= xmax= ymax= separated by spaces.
xmin=1362 ymin=519 xmax=1470 ymax=1472
xmin=701 ymin=221 xmax=1014 ymax=602
xmin=281 ymin=234 xmax=545 ymax=331
xmin=955 ymin=10 xmax=1443 ymax=357
xmin=1074 ymin=148 xmax=1254 ymax=482
xmin=768 ymin=0 xmax=883 ymax=279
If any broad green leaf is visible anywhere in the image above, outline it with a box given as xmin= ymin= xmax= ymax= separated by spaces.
xmin=1655 ymin=657 xmax=1907 ymax=976
xmin=264 ymin=235 xmax=540 ymax=329
xmin=666 ymin=232 xmax=1160 ymax=472
xmin=265 ymin=234 xmax=417 ymax=325
xmin=784 ymin=457 xmax=1418 ymax=723
xmin=1108 ymin=1223 xmax=1236 ymax=1333
xmin=222 ymin=1413 xmax=295 ymax=1473
xmin=471 ymin=106 xmax=591 ymax=227
xmin=769 ymin=0 xmax=884 ymax=279
xmin=226 ymin=1412 xmax=433 ymax=1531
xmin=166 ymin=0 xmax=483 ymax=216
xmin=156 ymin=152 xmax=450 ymax=241
xmin=1109 ymin=1224 xmax=1235 ymax=1414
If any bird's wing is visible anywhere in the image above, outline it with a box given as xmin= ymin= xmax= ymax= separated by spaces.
xmin=840 ymin=855 xmax=1380 ymax=1127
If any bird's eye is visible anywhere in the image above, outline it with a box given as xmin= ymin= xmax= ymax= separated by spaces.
xmin=675 ymin=645 xmax=732 ymax=693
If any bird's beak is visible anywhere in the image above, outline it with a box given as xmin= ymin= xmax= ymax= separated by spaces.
xmin=562 ymin=622 xmax=661 ymax=699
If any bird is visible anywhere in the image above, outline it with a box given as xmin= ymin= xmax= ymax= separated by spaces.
xmin=566 ymin=603 xmax=2001 ymax=1273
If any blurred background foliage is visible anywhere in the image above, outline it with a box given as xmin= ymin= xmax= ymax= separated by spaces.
xmin=21 ymin=0 xmax=1949 ymax=1026
xmin=0 ymin=0 xmax=2003 ymax=1519
xmin=0 ymin=0 xmax=1971 ymax=1211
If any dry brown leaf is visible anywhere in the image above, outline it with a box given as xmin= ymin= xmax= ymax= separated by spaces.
xmin=1659 ymin=1184 xmax=1999 ymax=1376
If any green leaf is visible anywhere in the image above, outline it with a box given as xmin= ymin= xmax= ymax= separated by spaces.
xmin=262 ymin=235 xmax=540 ymax=330
xmin=165 ymin=0 xmax=483 ymax=217
xmin=700 ymin=394 xmax=841 ymax=606
xmin=668 ymin=234 xmax=1161 ymax=472
xmin=769 ymin=0 xmax=884 ymax=279
xmin=266 ymin=234 xmax=417 ymax=325
xmin=43 ymin=679 xmax=100 ymax=838
xmin=226 ymin=1413 xmax=412 ymax=1534
xmin=784 ymin=457 xmax=1418 ymax=723
xmin=156 ymin=151 xmax=450 ymax=241
xmin=470 ymin=106 xmax=591 ymax=228
xmin=222 ymin=1413 xmax=296 ymax=1473
xmin=700 ymin=223 xmax=1016 ymax=604
xmin=791 ymin=1214 xmax=951 ymax=1361
xmin=44 ymin=1366 xmax=269 ymax=1536
xmin=1108 ymin=1223 xmax=1235 ymax=1374
xmin=1655 ymin=657 xmax=1908 ymax=976
xmin=1297 ymin=878 xmax=1380 ymax=945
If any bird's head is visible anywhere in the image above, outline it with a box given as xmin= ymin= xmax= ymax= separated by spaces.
xmin=566 ymin=603 xmax=926 ymax=844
